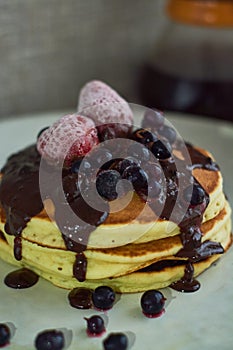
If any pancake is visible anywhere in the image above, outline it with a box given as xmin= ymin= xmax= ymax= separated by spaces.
xmin=0 ymin=200 xmax=231 ymax=292
xmin=0 ymin=124 xmax=232 ymax=293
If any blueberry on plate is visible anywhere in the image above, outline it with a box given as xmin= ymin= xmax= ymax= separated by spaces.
xmin=103 ymin=332 xmax=128 ymax=350
xmin=0 ymin=323 xmax=11 ymax=347
xmin=92 ymin=286 xmax=116 ymax=310
xmin=84 ymin=315 xmax=105 ymax=336
xmin=35 ymin=329 xmax=65 ymax=350
xmin=141 ymin=290 xmax=166 ymax=318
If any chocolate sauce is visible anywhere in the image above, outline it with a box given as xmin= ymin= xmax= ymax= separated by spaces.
xmin=150 ymin=142 xmax=223 ymax=292
xmin=170 ymin=262 xmax=200 ymax=293
xmin=73 ymin=253 xmax=88 ymax=282
xmin=0 ymin=230 xmax=6 ymax=242
xmin=4 ymin=268 xmax=39 ymax=289
xmin=68 ymin=287 xmax=93 ymax=309
xmin=0 ymin=145 xmax=109 ymax=283
xmin=13 ymin=236 xmax=22 ymax=261
xmin=186 ymin=143 xmax=219 ymax=171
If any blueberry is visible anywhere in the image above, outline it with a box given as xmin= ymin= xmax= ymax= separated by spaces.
xmin=103 ymin=332 xmax=128 ymax=350
xmin=117 ymin=157 xmax=140 ymax=174
xmin=184 ymin=183 xmax=206 ymax=205
xmin=0 ymin=323 xmax=11 ymax=347
xmin=92 ymin=286 xmax=115 ymax=310
xmin=159 ymin=125 xmax=177 ymax=144
xmin=37 ymin=126 xmax=49 ymax=140
xmin=142 ymin=109 xmax=164 ymax=130
xmin=71 ymin=159 xmax=83 ymax=173
xmin=132 ymin=128 xmax=157 ymax=145
xmin=96 ymin=170 xmax=121 ymax=201
xmin=122 ymin=165 xmax=148 ymax=193
xmin=84 ymin=315 xmax=105 ymax=336
xmin=141 ymin=290 xmax=166 ymax=317
xmin=127 ymin=143 xmax=150 ymax=162
xmin=151 ymin=140 xmax=171 ymax=160
xmin=35 ymin=330 xmax=65 ymax=350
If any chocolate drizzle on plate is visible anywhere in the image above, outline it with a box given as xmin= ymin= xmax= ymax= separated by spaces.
xmin=4 ymin=268 xmax=39 ymax=289
xmin=68 ymin=287 xmax=93 ymax=309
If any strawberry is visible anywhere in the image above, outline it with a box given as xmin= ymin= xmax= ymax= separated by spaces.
xmin=37 ymin=114 xmax=99 ymax=166
xmin=77 ymin=80 xmax=133 ymax=139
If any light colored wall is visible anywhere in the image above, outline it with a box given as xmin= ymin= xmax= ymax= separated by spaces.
xmin=0 ymin=0 xmax=168 ymax=118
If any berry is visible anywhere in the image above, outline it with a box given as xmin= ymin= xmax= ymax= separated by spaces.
xmin=132 ymin=128 xmax=157 ymax=145
xmin=140 ymin=290 xmax=166 ymax=317
xmin=184 ymin=183 xmax=206 ymax=205
xmin=159 ymin=125 xmax=177 ymax=144
xmin=0 ymin=323 xmax=11 ymax=347
xmin=151 ymin=140 xmax=171 ymax=160
xmin=142 ymin=109 xmax=164 ymax=130
xmin=92 ymin=286 xmax=116 ymax=310
xmin=96 ymin=170 xmax=121 ymax=201
xmin=117 ymin=157 xmax=140 ymax=174
xmin=37 ymin=114 xmax=99 ymax=166
xmin=35 ymin=330 xmax=65 ymax=350
xmin=84 ymin=315 xmax=105 ymax=336
xmin=103 ymin=332 xmax=128 ymax=350
xmin=122 ymin=165 xmax=148 ymax=193
xmin=127 ymin=143 xmax=150 ymax=162
xmin=77 ymin=80 xmax=133 ymax=138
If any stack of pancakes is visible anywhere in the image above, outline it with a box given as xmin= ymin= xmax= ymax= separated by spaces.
xmin=0 ymin=146 xmax=231 ymax=292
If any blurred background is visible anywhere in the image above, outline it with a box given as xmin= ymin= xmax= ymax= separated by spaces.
xmin=0 ymin=0 xmax=166 ymax=118
xmin=0 ymin=0 xmax=233 ymax=121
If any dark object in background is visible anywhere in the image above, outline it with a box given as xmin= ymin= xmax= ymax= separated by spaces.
xmin=139 ymin=0 xmax=233 ymax=122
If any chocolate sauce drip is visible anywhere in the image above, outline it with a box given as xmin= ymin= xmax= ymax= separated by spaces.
xmin=152 ymin=142 xmax=223 ymax=292
xmin=0 ymin=145 xmax=109 ymax=282
xmin=55 ymin=194 xmax=109 ymax=254
xmin=68 ymin=287 xmax=93 ymax=309
xmin=14 ymin=236 xmax=22 ymax=261
xmin=73 ymin=253 xmax=88 ymax=282
xmin=4 ymin=268 xmax=39 ymax=289
xmin=186 ymin=143 xmax=219 ymax=171
xmin=139 ymin=259 xmax=186 ymax=272
xmin=170 ymin=262 xmax=200 ymax=293
xmin=0 ymin=146 xmax=43 ymax=261
xmin=0 ymin=230 xmax=6 ymax=242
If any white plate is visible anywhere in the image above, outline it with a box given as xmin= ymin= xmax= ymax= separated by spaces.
xmin=0 ymin=112 xmax=233 ymax=350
